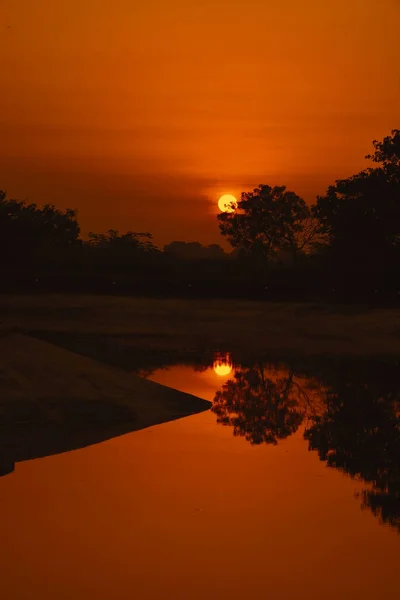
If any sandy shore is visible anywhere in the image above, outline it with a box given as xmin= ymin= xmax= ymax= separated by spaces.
xmin=0 ymin=332 xmax=211 ymax=476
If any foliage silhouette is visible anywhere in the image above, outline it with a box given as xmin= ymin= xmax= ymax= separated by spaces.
xmin=304 ymin=362 xmax=400 ymax=532
xmin=86 ymin=229 xmax=159 ymax=270
xmin=212 ymin=364 xmax=313 ymax=445
xmin=164 ymin=241 xmax=226 ymax=259
xmin=0 ymin=190 xmax=80 ymax=267
xmin=217 ymin=185 xmax=321 ymax=264
xmin=366 ymin=128 xmax=400 ymax=174
xmin=88 ymin=229 xmax=158 ymax=253
xmin=314 ymin=129 xmax=400 ymax=271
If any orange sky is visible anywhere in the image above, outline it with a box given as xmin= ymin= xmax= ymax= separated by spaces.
xmin=1 ymin=0 xmax=399 ymax=247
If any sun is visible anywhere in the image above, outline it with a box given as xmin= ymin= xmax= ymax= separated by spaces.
xmin=218 ymin=194 xmax=237 ymax=213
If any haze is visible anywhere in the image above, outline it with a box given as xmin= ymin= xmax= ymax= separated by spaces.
xmin=1 ymin=0 xmax=399 ymax=246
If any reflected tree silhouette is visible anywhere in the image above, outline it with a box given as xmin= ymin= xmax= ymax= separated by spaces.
xmin=304 ymin=368 xmax=400 ymax=532
xmin=212 ymin=357 xmax=400 ymax=531
xmin=212 ymin=364 xmax=313 ymax=445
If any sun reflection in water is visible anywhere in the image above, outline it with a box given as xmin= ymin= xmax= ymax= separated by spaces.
xmin=213 ymin=354 xmax=233 ymax=377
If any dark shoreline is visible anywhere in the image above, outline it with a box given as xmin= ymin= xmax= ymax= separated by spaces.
xmin=0 ymin=333 xmax=211 ymax=477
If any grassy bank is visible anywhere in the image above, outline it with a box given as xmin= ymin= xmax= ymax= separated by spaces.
xmin=2 ymin=293 xmax=400 ymax=358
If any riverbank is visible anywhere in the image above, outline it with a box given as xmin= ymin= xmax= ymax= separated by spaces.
xmin=0 ymin=332 xmax=211 ymax=475
xmin=2 ymin=294 xmax=400 ymax=358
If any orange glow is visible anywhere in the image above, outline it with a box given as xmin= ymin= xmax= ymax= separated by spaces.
xmin=0 ymin=1 xmax=399 ymax=246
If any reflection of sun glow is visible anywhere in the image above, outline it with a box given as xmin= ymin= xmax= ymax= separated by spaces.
xmin=214 ymin=363 xmax=233 ymax=376
xmin=213 ymin=353 xmax=233 ymax=376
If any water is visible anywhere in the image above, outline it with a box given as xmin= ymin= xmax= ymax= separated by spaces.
xmin=0 ymin=353 xmax=399 ymax=599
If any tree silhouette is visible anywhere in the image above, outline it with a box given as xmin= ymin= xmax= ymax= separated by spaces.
xmin=0 ymin=191 xmax=80 ymax=267
xmin=366 ymin=128 xmax=400 ymax=175
xmin=217 ymin=185 xmax=319 ymax=264
xmin=88 ymin=229 xmax=158 ymax=253
xmin=304 ymin=364 xmax=400 ymax=532
xmin=164 ymin=241 xmax=226 ymax=259
xmin=86 ymin=229 xmax=159 ymax=269
xmin=212 ymin=364 xmax=312 ymax=445
xmin=314 ymin=130 xmax=400 ymax=270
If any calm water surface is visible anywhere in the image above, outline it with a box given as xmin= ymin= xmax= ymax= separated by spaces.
xmin=1 ymin=355 xmax=399 ymax=599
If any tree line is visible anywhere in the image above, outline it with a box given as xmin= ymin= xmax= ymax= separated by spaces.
xmin=1 ymin=129 xmax=399 ymax=300
xmin=218 ymin=129 xmax=400 ymax=268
